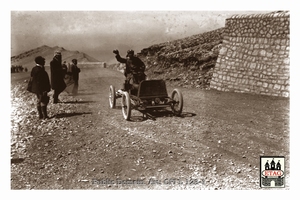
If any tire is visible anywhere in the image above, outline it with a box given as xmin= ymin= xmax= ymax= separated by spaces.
xmin=121 ymin=92 xmax=131 ymax=120
xmin=109 ymin=85 xmax=116 ymax=109
xmin=171 ymin=89 xmax=183 ymax=116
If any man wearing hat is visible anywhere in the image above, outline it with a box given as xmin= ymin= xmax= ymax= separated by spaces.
xmin=30 ymin=56 xmax=51 ymax=119
xmin=113 ymin=49 xmax=146 ymax=90
xmin=50 ymin=51 xmax=66 ymax=103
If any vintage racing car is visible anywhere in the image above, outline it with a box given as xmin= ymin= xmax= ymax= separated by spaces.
xmin=109 ymin=79 xmax=183 ymax=120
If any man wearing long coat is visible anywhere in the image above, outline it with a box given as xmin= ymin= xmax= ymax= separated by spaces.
xmin=50 ymin=51 xmax=66 ymax=103
xmin=30 ymin=56 xmax=51 ymax=119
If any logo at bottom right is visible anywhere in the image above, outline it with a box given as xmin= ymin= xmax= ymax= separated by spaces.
xmin=260 ymin=156 xmax=285 ymax=188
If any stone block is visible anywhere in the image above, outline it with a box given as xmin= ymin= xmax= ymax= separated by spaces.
xmin=266 ymin=52 xmax=273 ymax=57
xmin=262 ymin=82 xmax=268 ymax=88
xmin=274 ymin=84 xmax=281 ymax=90
xmin=249 ymin=63 xmax=256 ymax=69
xmin=257 ymin=81 xmax=263 ymax=86
xmin=252 ymin=49 xmax=259 ymax=56
xmin=277 ymin=80 xmax=285 ymax=85
xmin=282 ymin=91 xmax=289 ymax=97
xmin=283 ymin=58 xmax=289 ymax=65
xmin=284 ymin=85 xmax=289 ymax=91
xmin=259 ymin=50 xmax=266 ymax=56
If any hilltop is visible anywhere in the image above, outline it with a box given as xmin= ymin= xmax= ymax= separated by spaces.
xmin=11 ymin=45 xmax=100 ymax=71
xmin=139 ymin=28 xmax=225 ymax=89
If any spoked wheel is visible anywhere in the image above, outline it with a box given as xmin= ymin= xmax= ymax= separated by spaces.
xmin=171 ymin=88 xmax=183 ymax=116
xmin=109 ymin=85 xmax=116 ymax=109
xmin=121 ymin=91 xmax=131 ymax=120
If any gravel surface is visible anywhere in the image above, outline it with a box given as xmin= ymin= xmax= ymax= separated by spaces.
xmin=10 ymin=67 xmax=289 ymax=190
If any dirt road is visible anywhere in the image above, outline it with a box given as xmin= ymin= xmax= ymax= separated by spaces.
xmin=10 ymin=66 xmax=289 ymax=189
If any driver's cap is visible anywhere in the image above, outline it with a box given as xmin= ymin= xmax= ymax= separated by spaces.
xmin=127 ymin=49 xmax=134 ymax=56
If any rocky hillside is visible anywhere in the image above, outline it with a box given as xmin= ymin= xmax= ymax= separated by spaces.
xmin=11 ymin=45 xmax=99 ymax=71
xmin=137 ymin=28 xmax=225 ymax=89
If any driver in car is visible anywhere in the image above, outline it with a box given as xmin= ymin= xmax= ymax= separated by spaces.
xmin=113 ymin=49 xmax=146 ymax=90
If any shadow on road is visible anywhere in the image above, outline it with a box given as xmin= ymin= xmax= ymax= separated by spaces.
xmin=75 ymin=92 xmax=100 ymax=96
xmin=54 ymin=112 xmax=93 ymax=118
xmin=11 ymin=158 xmax=25 ymax=164
xmin=129 ymin=110 xmax=197 ymax=122
xmin=180 ymin=112 xmax=197 ymax=118
xmin=62 ymin=101 xmax=97 ymax=104
xmin=64 ymin=92 xmax=99 ymax=96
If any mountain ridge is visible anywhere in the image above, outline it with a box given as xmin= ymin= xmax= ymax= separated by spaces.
xmin=140 ymin=27 xmax=225 ymax=89
xmin=11 ymin=45 xmax=100 ymax=70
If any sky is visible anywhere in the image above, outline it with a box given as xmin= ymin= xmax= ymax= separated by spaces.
xmin=11 ymin=10 xmax=270 ymax=63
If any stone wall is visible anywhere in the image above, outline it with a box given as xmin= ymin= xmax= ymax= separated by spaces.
xmin=210 ymin=11 xmax=290 ymax=97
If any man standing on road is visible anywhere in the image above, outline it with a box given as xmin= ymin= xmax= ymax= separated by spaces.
xmin=70 ymin=59 xmax=81 ymax=95
xmin=50 ymin=51 xmax=66 ymax=103
xmin=113 ymin=49 xmax=146 ymax=90
xmin=30 ymin=56 xmax=51 ymax=119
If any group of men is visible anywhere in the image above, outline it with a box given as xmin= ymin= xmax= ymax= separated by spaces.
xmin=29 ymin=51 xmax=80 ymax=120
xmin=29 ymin=49 xmax=145 ymax=120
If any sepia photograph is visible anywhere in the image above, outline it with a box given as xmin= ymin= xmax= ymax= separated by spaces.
xmin=4 ymin=0 xmax=299 ymax=198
